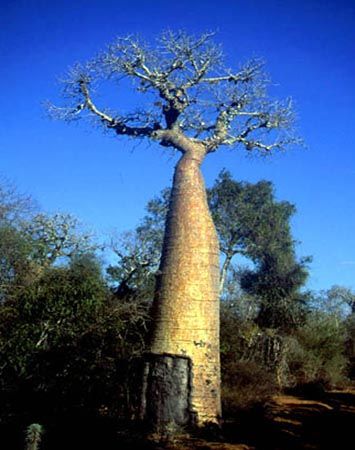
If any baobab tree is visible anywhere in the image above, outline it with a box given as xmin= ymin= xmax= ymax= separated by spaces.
xmin=49 ymin=30 xmax=299 ymax=432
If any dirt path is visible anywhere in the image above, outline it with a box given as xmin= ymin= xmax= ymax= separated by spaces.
xmin=235 ymin=388 xmax=355 ymax=450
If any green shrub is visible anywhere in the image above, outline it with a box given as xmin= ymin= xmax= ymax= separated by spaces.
xmin=286 ymin=311 xmax=348 ymax=388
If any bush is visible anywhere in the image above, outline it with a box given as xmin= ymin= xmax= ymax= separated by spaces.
xmin=221 ymin=361 xmax=278 ymax=416
xmin=286 ymin=311 xmax=348 ymax=388
xmin=0 ymin=253 xmax=151 ymax=431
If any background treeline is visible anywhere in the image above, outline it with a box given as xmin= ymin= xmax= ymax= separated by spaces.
xmin=1 ymin=172 xmax=354 ymax=447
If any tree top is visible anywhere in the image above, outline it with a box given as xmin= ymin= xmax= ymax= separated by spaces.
xmin=49 ymin=30 xmax=301 ymax=155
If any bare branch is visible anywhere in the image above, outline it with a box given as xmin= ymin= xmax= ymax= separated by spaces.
xmin=204 ymin=94 xmax=299 ymax=153
xmin=221 ymin=136 xmax=299 ymax=153
xmin=79 ymin=80 xmax=116 ymax=124
xmin=49 ymin=30 xmax=301 ymax=156
xmin=198 ymin=59 xmax=264 ymax=85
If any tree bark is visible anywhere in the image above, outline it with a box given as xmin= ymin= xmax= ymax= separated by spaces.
xmin=142 ymin=146 xmax=221 ymax=430
xmin=219 ymin=252 xmax=233 ymax=295
xmin=140 ymin=354 xmax=193 ymax=433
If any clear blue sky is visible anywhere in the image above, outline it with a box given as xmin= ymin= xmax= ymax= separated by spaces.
xmin=1 ymin=0 xmax=354 ymax=291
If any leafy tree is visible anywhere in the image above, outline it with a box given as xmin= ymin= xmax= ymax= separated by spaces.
xmin=50 ymin=30 xmax=300 ymax=429
xmin=229 ymin=180 xmax=311 ymax=332
xmin=208 ymin=169 xmax=301 ymax=293
xmin=208 ymin=170 xmax=310 ymax=385
xmin=240 ymin=252 xmax=310 ymax=331
xmin=0 ymin=183 xmax=121 ymax=428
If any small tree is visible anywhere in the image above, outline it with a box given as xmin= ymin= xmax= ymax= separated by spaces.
xmin=50 ymin=30 xmax=300 ymax=430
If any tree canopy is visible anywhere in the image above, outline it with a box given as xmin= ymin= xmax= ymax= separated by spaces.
xmin=49 ymin=31 xmax=300 ymax=156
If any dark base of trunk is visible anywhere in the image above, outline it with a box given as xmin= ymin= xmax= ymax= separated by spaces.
xmin=140 ymin=353 xmax=195 ymax=434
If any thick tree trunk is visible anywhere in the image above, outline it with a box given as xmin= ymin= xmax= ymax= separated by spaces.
xmin=142 ymin=147 xmax=221 ymax=431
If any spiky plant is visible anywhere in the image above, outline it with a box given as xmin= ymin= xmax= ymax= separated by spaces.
xmin=25 ymin=424 xmax=43 ymax=450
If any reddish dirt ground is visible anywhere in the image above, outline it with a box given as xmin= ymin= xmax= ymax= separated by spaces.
xmin=256 ymin=388 xmax=355 ymax=449
xmin=167 ymin=388 xmax=355 ymax=449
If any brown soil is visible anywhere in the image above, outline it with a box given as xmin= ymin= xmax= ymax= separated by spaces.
xmin=159 ymin=387 xmax=355 ymax=450
xmin=256 ymin=388 xmax=355 ymax=449
xmin=222 ymin=388 xmax=355 ymax=450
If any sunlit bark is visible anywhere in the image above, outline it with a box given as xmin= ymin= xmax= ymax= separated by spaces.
xmin=148 ymin=145 xmax=221 ymax=425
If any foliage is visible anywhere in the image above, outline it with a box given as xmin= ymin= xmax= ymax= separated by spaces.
xmin=220 ymin=292 xmax=280 ymax=412
xmin=0 ymin=254 xmax=106 ymax=385
xmin=239 ymin=238 xmax=310 ymax=331
xmin=210 ymin=166 xmax=312 ymax=332
xmin=220 ymin=280 xmax=352 ymax=391
xmin=287 ymin=308 xmax=348 ymax=387
xmin=345 ymin=313 xmax=355 ymax=378
xmin=107 ymin=231 xmax=159 ymax=302
xmin=0 ymin=257 xmax=150 ymax=432
xmin=222 ymin=361 xmax=278 ymax=415
xmin=220 ymin=296 xmax=289 ymax=387
xmin=220 ymin=296 xmax=259 ymax=361
xmin=0 ymin=224 xmax=33 ymax=296
xmin=0 ymin=181 xmax=152 ymax=431
xmin=310 ymin=285 xmax=354 ymax=316
xmin=286 ymin=286 xmax=354 ymax=386
xmin=209 ymin=170 xmax=296 ymax=260
xmin=25 ymin=423 xmax=43 ymax=450
xmin=0 ymin=181 xmax=37 ymax=298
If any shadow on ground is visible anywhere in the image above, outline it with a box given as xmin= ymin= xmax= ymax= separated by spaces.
xmin=223 ymin=388 xmax=355 ymax=450
xmin=2 ymin=389 xmax=355 ymax=449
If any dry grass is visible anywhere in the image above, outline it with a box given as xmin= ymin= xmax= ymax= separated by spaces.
xmin=222 ymin=361 xmax=279 ymax=416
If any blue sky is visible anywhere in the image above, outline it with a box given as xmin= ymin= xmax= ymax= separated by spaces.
xmin=1 ymin=0 xmax=354 ymax=291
